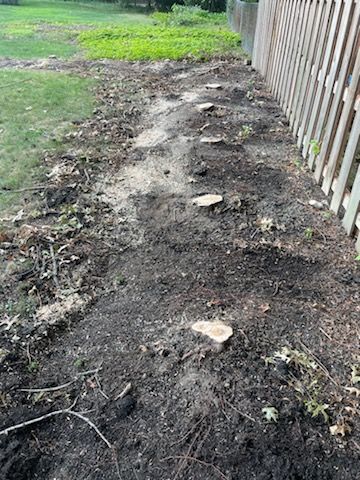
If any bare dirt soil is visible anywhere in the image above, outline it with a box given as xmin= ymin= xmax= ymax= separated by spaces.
xmin=1 ymin=59 xmax=360 ymax=480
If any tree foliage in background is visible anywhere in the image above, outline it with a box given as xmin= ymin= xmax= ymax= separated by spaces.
xmin=0 ymin=0 xmax=19 ymax=4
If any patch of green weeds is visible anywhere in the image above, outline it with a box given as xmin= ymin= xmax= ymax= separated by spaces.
xmin=266 ymin=346 xmax=331 ymax=424
xmin=310 ymin=139 xmax=321 ymax=156
xmin=74 ymin=358 xmax=86 ymax=369
xmin=0 ymin=296 xmax=37 ymax=318
xmin=114 ymin=273 xmax=127 ymax=286
xmin=79 ymin=25 xmax=240 ymax=61
xmin=304 ymin=227 xmax=314 ymax=240
xmin=238 ymin=124 xmax=253 ymax=141
xmin=304 ymin=397 xmax=329 ymax=422
xmin=293 ymin=158 xmax=303 ymax=170
xmin=152 ymin=5 xmax=226 ymax=27
xmin=27 ymin=360 xmax=40 ymax=373
xmin=56 ymin=204 xmax=83 ymax=233
xmin=322 ymin=211 xmax=334 ymax=220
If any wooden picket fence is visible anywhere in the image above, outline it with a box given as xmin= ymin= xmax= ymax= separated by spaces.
xmin=252 ymin=0 xmax=360 ymax=251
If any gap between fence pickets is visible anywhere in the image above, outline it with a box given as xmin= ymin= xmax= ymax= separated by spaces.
xmin=251 ymin=0 xmax=360 ymax=250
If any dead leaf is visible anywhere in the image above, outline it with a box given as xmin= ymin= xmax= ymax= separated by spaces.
xmin=233 ymin=238 xmax=248 ymax=249
xmin=329 ymin=423 xmax=351 ymax=437
xmin=262 ymin=406 xmax=278 ymax=423
xmin=345 ymin=387 xmax=360 ymax=397
xmin=259 ymin=303 xmax=271 ymax=313
xmin=256 ymin=217 xmax=274 ymax=232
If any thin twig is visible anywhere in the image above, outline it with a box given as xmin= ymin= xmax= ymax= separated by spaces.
xmin=298 ymin=340 xmax=338 ymax=386
xmin=174 ymin=427 xmax=203 ymax=480
xmin=319 ymin=327 xmax=333 ymax=341
xmin=164 ymin=456 xmax=228 ymax=480
xmin=0 ymin=397 xmax=77 ymax=436
xmin=272 ymin=281 xmax=279 ymax=296
xmin=0 ymin=399 xmax=112 ymax=450
xmin=84 ymin=168 xmax=90 ymax=183
xmin=20 ymin=379 xmax=76 ymax=393
xmin=95 ymin=374 xmax=109 ymax=400
xmin=49 ymin=244 xmax=60 ymax=290
xmin=66 ymin=410 xmax=112 ymax=448
xmin=115 ymin=382 xmax=132 ymax=400
xmin=19 ymin=367 xmax=102 ymax=393
xmin=224 ymin=399 xmax=257 ymax=423
xmin=170 ymin=416 xmax=205 ymax=447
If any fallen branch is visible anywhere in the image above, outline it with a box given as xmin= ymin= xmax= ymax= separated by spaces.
xmin=49 ymin=243 xmax=60 ymax=290
xmin=19 ymin=379 xmax=76 ymax=394
xmin=19 ymin=367 xmax=102 ymax=393
xmin=0 ymin=400 xmax=111 ymax=449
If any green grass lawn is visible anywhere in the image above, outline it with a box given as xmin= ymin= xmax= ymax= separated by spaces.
xmin=0 ymin=70 xmax=95 ymax=211
xmin=79 ymin=5 xmax=240 ymax=61
xmin=0 ymin=0 xmax=149 ymax=25
xmin=0 ymin=1 xmax=240 ymax=212
xmin=0 ymin=1 xmax=240 ymax=61
xmin=79 ymin=25 xmax=240 ymax=60
xmin=0 ymin=0 xmax=151 ymax=59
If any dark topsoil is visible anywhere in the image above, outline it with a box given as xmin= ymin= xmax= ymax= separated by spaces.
xmin=0 ymin=59 xmax=360 ymax=480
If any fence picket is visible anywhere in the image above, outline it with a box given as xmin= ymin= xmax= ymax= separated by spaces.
xmin=247 ymin=0 xmax=360 ymax=251
xmin=331 ymin=107 xmax=360 ymax=214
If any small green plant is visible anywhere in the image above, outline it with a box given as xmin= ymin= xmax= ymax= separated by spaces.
xmin=310 ymin=139 xmax=321 ymax=156
xmin=265 ymin=346 xmax=317 ymax=371
xmin=74 ymin=358 xmax=86 ymax=369
xmin=27 ymin=360 xmax=39 ymax=373
xmin=304 ymin=227 xmax=314 ymax=240
xmin=304 ymin=398 xmax=329 ymax=422
xmin=246 ymin=90 xmax=254 ymax=101
xmin=114 ymin=273 xmax=127 ymax=286
xmin=293 ymin=158 xmax=303 ymax=169
xmin=355 ymin=254 xmax=360 ymax=261
xmin=57 ymin=204 xmax=82 ymax=233
xmin=262 ymin=406 xmax=279 ymax=423
xmin=238 ymin=124 xmax=253 ymax=141
xmin=322 ymin=210 xmax=333 ymax=220
xmin=266 ymin=345 xmax=331 ymax=425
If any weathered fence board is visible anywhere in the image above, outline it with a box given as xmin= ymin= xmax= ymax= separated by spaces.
xmin=253 ymin=0 xmax=360 ymax=251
